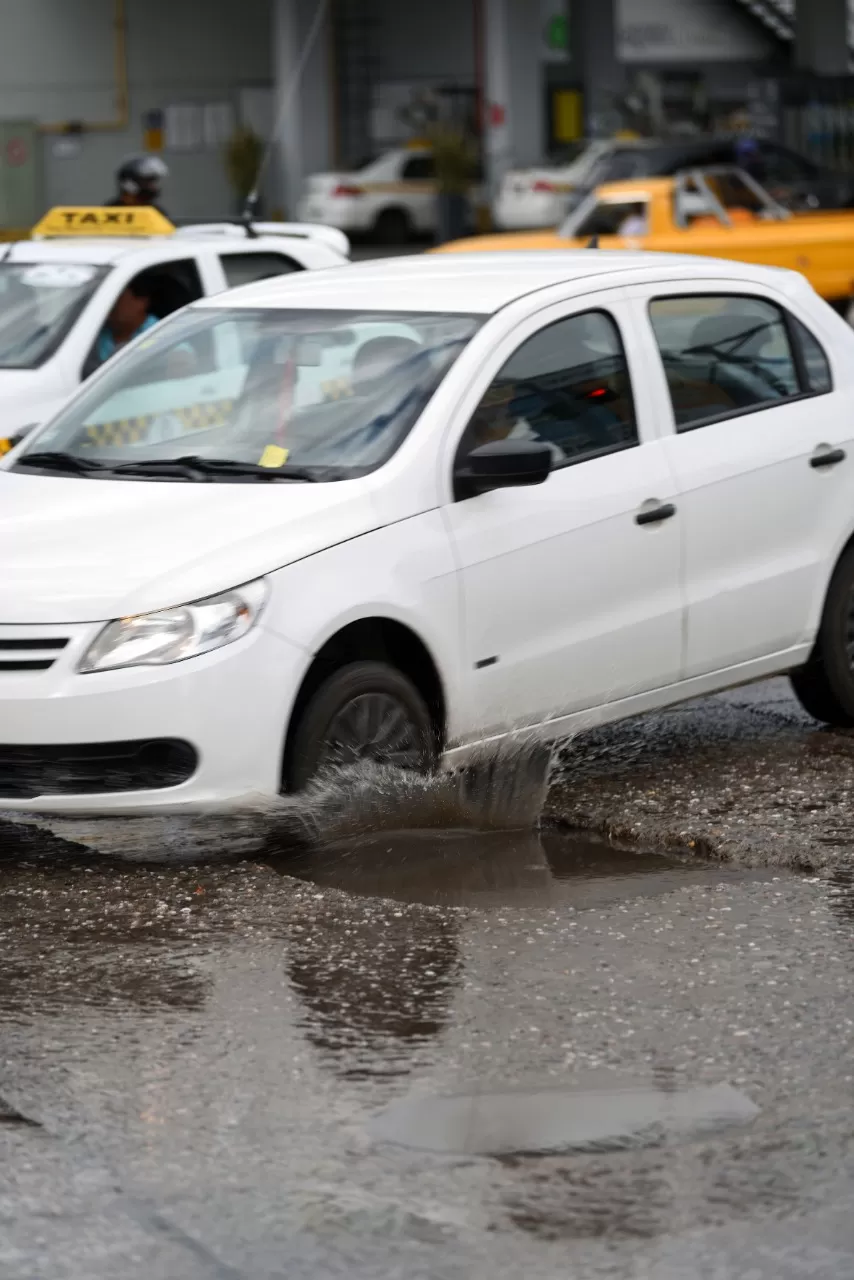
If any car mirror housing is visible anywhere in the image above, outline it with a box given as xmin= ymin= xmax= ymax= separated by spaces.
xmin=454 ymin=438 xmax=552 ymax=499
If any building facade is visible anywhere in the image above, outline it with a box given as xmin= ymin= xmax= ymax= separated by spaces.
xmin=0 ymin=0 xmax=848 ymax=228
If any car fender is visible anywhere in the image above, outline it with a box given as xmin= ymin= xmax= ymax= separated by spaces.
xmin=261 ymin=511 xmax=472 ymax=742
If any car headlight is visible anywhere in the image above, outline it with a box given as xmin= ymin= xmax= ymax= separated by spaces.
xmin=78 ymin=579 xmax=268 ymax=673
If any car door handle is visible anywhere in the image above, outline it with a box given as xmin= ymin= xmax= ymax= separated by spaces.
xmin=635 ymin=502 xmax=677 ymax=527
xmin=810 ymin=447 xmax=846 ymax=469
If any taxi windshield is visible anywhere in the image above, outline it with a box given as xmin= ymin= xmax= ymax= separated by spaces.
xmin=0 ymin=261 xmax=108 ymax=369
xmin=17 ymin=307 xmax=483 ymax=481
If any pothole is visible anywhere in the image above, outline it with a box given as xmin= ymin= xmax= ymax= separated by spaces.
xmin=281 ymin=826 xmax=772 ymax=909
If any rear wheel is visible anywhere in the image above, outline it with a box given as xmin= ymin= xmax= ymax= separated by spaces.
xmin=373 ymin=208 xmax=411 ymax=246
xmin=790 ymin=545 xmax=854 ymax=725
xmin=286 ymin=661 xmax=436 ymax=790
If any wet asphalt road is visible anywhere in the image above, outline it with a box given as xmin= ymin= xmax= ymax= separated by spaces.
xmin=2 ymin=680 xmax=854 ymax=1278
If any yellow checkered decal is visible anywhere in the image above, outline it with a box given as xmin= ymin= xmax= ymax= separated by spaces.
xmin=83 ymin=398 xmax=234 ymax=446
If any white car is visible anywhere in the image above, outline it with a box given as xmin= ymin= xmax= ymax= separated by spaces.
xmin=0 ymin=206 xmax=348 ymax=451
xmin=2 ymin=251 xmax=854 ymax=814
xmin=297 ymin=148 xmax=456 ymax=244
xmin=493 ymin=142 xmax=614 ymax=231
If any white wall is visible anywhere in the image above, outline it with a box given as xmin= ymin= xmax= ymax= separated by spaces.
xmin=0 ymin=0 xmax=274 ymax=220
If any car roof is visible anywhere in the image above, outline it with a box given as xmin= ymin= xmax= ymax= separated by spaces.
xmin=195 ymin=251 xmax=797 ymax=317
xmin=1 ymin=230 xmax=317 ymax=268
xmin=2 ymin=238 xmax=151 ymax=265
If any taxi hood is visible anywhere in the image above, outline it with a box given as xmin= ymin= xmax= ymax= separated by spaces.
xmin=0 ymin=472 xmax=383 ymax=624
xmin=0 ymin=370 xmax=64 ymax=437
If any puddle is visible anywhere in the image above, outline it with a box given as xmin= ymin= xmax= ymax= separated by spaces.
xmin=370 ymin=1080 xmax=760 ymax=1156
xmin=281 ymin=826 xmax=766 ymax=909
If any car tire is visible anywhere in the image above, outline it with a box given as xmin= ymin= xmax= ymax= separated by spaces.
xmin=790 ymin=545 xmax=854 ymax=726
xmin=287 ymin=661 xmax=436 ymax=791
xmin=373 ymin=209 xmax=411 ymax=246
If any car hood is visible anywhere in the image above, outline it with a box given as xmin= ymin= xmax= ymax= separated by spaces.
xmin=0 ymin=370 xmax=65 ymax=436
xmin=0 ymin=472 xmax=382 ymax=624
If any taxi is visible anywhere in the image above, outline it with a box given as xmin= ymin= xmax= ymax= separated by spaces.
xmin=0 ymin=206 xmax=349 ymax=453
xmin=297 ymin=145 xmax=483 ymax=244
xmin=3 ymin=252 xmax=854 ymax=813
xmin=437 ymin=166 xmax=854 ymax=314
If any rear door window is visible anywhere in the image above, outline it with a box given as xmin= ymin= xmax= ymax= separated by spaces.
xmin=220 ymin=252 xmax=301 ymax=289
xmin=649 ymin=294 xmax=829 ymax=431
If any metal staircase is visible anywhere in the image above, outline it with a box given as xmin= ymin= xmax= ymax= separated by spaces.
xmin=733 ymin=0 xmax=854 ymax=57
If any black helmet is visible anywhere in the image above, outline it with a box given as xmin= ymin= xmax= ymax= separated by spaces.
xmin=117 ymin=154 xmax=169 ymax=201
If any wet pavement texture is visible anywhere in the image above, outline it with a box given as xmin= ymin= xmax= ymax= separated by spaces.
xmin=2 ymin=680 xmax=854 ymax=1278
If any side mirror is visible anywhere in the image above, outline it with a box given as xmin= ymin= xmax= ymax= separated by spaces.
xmin=454 ymin=439 xmax=552 ymax=499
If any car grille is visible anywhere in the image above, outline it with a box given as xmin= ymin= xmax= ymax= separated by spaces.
xmin=0 ymin=740 xmax=198 ymax=799
xmin=0 ymin=635 xmax=69 ymax=673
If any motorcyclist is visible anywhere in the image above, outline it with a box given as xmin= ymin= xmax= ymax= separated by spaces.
xmin=104 ymin=155 xmax=169 ymax=217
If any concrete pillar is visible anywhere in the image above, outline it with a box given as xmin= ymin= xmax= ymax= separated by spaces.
xmin=271 ymin=0 xmax=332 ymax=217
xmin=507 ymin=0 xmax=545 ymax=168
xmin=482 ymin=0 xmax=545 ymax=199
xmin=573 ymin=0 xmax=624 ymax=138
xmin=794 ymin=0 xmax=849 ymax=76
xmin=483 ymin=0 xmax=513 ymax=201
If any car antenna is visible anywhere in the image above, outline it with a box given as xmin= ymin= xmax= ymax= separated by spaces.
xmin=238 ymin=193 xmax=259 ymax=239
xmin=586 ymin=234 xmax=599 ymax=248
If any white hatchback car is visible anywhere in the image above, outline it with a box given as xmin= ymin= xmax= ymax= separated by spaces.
xmin=2 ymin=252 xmax=854 ymax=813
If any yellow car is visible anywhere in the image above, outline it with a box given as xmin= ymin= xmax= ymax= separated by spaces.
xmin=435 ymin=166 xmax=854 ymax=311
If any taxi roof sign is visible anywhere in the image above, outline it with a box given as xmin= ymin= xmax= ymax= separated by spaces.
xmin=32 ymin=206 xmax=176 ymax=239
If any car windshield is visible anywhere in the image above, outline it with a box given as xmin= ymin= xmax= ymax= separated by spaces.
xmin=17 ymin=306 xmax=483 ymax=480
xmin=0 ymin=261 xmax=108 ymax=368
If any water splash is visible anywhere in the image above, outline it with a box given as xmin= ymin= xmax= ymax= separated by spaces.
xmin=279 ymin=735 xmax=554 ymax=846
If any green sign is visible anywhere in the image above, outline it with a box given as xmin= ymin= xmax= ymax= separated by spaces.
xmin=545 ymin=14 xmax=568 ymax=53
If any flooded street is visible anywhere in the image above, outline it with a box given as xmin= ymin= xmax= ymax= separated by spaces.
xmin=2 ymin=681 xmax=854 ymax=1278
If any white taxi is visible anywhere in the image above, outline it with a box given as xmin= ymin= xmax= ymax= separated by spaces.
xmin=297 ymin=148 xmax=448 ymax=244
xmin=0 ymin=206 xmax=349 ymax=452
xmin=2 ymin=251 xmax=854 ymax=813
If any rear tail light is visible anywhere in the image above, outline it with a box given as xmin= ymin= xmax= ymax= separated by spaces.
xmin=532 ymin=180 xmax=556 ymax=193
xmin=332 ymin=183 xmax=364 ymax=197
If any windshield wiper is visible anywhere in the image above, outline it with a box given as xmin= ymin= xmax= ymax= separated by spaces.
xmin=109 ymin=455 xmax=321 ymax=482
xmin=15 ymin=450 xmax=107 ymax=475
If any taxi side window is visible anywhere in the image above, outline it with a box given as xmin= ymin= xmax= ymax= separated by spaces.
xmin=402 ymin=155 xmax=435 ymax=181
xmin=457 ymin=310 xmax=638 ymax=473
xmin=574 ymin=200 xmax=649 ymax=238
xmin=82 ymin=258 xmax=206 ymax=380
xmin=219 ymin=252 xmax=301 ymax=289
xmin=648 ymin=294 xmax=829 ymax=432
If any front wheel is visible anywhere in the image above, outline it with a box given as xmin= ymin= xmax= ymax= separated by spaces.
xmin=286 ymin=661 xmax=436 ymax=791
xmin=790 ymin=545 xmax=854 ymax=726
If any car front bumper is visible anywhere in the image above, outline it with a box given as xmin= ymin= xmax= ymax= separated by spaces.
xmin=0 ymin=621 xmax=307 ymax=814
